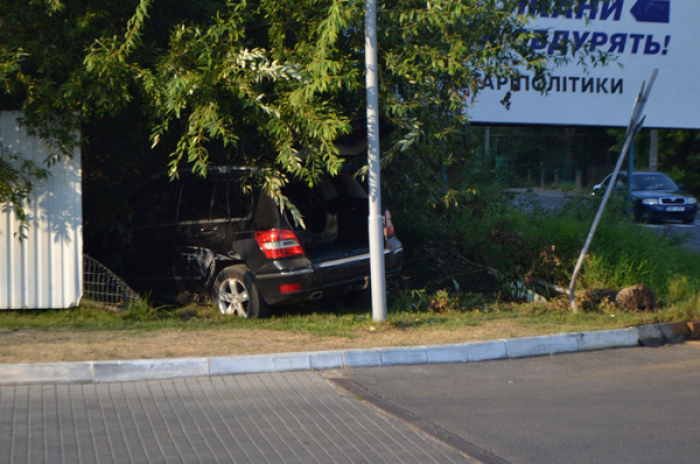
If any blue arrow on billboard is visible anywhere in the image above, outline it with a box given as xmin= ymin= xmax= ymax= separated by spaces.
xmin=631 ymin=0 xmax=670 ymax=23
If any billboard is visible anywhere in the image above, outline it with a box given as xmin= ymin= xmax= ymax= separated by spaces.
xmin=466 ymin=1 xmax=697 ymax=129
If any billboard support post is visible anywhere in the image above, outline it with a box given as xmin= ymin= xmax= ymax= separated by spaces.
xmin=650 ymin=130 xmax=659 ymax=171
xmin=567 ymin=69 xmax=658 ymax=313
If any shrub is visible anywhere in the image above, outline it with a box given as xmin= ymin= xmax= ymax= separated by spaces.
xmin=389 ymin=177 xmax=700 ymax=310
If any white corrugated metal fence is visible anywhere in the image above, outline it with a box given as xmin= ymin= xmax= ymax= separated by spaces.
xmin=0 ymin=111 xmax=83 ymax=309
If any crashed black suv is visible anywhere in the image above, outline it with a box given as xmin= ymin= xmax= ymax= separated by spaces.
xmin=121 ymin=166 xmax=403 ymax=318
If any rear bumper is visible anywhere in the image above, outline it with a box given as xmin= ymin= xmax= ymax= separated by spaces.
xmin=255 ymin=241 xmax=403 ymax=306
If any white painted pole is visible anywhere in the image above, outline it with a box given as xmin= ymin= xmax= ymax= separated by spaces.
xmin=365 ymin=0 xmax=387 ymax=322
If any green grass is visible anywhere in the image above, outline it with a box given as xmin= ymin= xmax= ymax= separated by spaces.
xmin=0 ymin=289 xmax=697 ymax=339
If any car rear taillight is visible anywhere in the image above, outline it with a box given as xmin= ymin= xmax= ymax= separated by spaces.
xmin=384 ymin=210 xmax=396 ymax=238
xmin=255 ymin=229 xmax=305 ymax=259
xmin=280 ymin=283 xmax=302 ymax=294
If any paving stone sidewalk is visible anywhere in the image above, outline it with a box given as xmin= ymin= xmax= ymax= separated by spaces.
xmin=0 ymin=371 xmax=476 ymax=464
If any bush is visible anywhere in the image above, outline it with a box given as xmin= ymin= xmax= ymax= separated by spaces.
xmin=388 ymin=176 xmax=700 ymax=310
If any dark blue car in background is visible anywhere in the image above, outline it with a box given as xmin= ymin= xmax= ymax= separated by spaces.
xmin=593 ymin=171 xmax=697 ymax=224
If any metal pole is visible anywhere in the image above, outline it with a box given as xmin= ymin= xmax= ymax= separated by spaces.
xmin=484 ymin=126 xmax=490 ymax=162
xmin=568 ymin=131 xmax=636 ymax=312
xmin=650 ymin=129 xmax=658 ymax=171
xmin=567 ymin=69 xmax=657 ymax=312
xmin=627 ymin=141 xmax=634 ymax=211
xmin=365 ymin=0 xmax=387 ymax=322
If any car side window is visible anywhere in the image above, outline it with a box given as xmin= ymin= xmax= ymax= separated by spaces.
xmin=226 ymin=182 xmax=253 ymax=220
xmin=177 ymin=180 xmax=215 ymax=222
xmin=174 ymin=178 xmax=253 ymax=222
xmin=211 ymin=181 xmax=228 ymax=220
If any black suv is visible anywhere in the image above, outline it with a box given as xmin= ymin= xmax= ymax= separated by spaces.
xmin=121 ymin=166 xmax=403 ymax=317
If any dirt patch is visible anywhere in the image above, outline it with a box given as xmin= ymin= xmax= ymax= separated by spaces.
xmin=0 ymin=323 xmax=558 ymax=364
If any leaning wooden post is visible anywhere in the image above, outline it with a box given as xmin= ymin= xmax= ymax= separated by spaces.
xmin=568 ymin=69 xmax=658 ymax=313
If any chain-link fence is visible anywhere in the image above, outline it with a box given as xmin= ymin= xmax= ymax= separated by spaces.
xmin=83 ymin=254 xmax=143 ymax=308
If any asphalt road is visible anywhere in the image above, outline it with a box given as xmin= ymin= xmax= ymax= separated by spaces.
xmin=643 ymin=221 xmax=700 ymax=251
xmin=333 ymin=343 xmax=700 ymax=464
xmin=511 ymin=190 xmax=571 ymax=211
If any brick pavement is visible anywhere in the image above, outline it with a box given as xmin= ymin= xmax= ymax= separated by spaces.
xmin=0 ymin=372 xmax=475 ymax=464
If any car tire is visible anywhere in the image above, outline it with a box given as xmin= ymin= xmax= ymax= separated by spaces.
xmin=212 ymin=265 xmax=271 ymax=318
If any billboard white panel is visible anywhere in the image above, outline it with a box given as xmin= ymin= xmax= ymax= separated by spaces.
xmin=0 ymin=112 xmax=83 ymax=309
xmin=466 ymin=0 xmax=697 ymax=129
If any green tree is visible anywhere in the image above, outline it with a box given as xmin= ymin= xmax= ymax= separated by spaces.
xmin=1 ymin=0 xmax=588 ymax=219
xmin=656 ymin=130 xmax=700 ymax=195
xmin=0 ymin=0 xmax=143 ymax=220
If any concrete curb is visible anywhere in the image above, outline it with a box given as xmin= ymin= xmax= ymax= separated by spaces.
xmin=0 ymin=323 xmax=695 ymax=385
